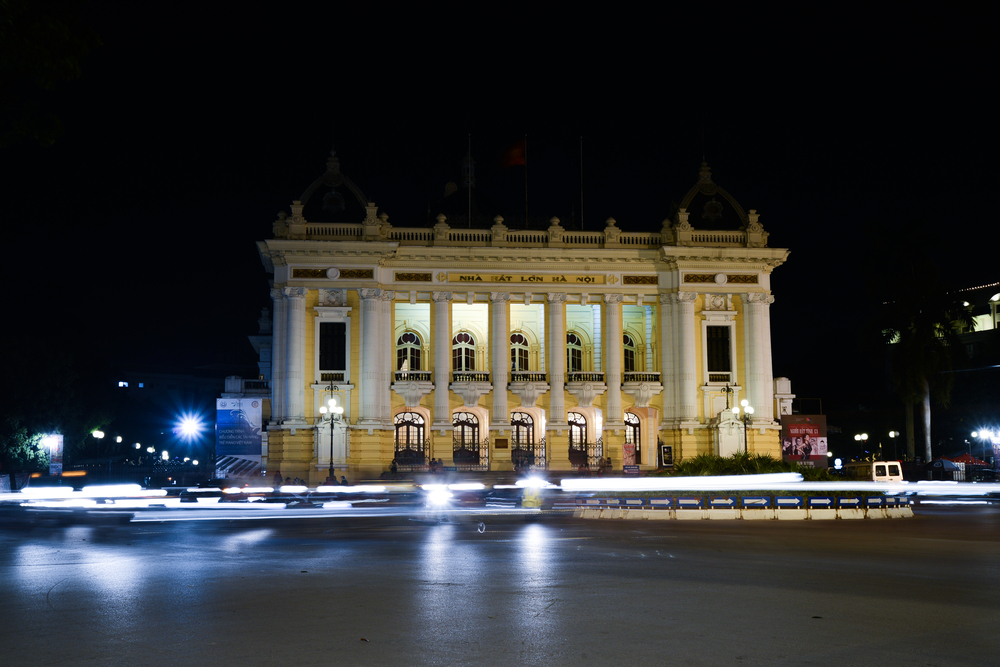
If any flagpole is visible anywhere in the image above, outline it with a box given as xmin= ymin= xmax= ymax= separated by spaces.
xmin=468 ymin=133 xmax=472 ymax=228
xmin=579 ymin=136 xmax=584 ymax=228
xmin=524 ymin=134 xmax=528 ymax=228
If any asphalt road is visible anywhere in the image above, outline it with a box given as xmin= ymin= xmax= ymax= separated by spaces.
xmin=1 ymin=504 xmax=998 ymax=666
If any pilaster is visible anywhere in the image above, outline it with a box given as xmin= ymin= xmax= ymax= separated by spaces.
xmin=490 ymin=292 xmax=510 ymax=428
xmin=283 ymin=286 xmax=307 ymax=424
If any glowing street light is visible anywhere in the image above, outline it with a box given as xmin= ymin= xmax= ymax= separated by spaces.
xmin=854 ymin=433 xmax=869 ymax=457
xmin=176 ymin=414 xmax=204 ymax=441
xmin=319 ymin=387 xmax=344 ymax=482
xmin=732 ymin=399 xmax=754 ymax=453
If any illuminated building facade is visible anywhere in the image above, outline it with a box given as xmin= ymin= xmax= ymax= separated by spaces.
xmin=256 ymin=152 xmax=789 ymax=482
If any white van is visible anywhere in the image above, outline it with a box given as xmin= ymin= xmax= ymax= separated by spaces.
xmin=844 ymin=460 xmax=903 ymax=483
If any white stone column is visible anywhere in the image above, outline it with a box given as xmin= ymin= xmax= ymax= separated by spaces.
xmin=490 ymin=292 xmax=510 ymax=427
xmin=676 ymin=292 xmax=698 ymax=422
xmin=283 ymin=286 xmax=307 ymax=424
xmin=433 ymin=292 xmax=452 ymax=428
xmin=270 ymin=288 xmax=286 ymax=424
xmin=547 ymin=293 xmax=567 ymax=425
xmin=358 ymin=288 xmax=382 ymax=424
xmin=604 ymin=294 xmax=624 ymax=425
xmin=743 ymin=293 xmax=776 ymax=422
xmin=658 ymin=293 xmax=674 ymax=423
xmin=380 ymin=290 xmax=395 ymax=425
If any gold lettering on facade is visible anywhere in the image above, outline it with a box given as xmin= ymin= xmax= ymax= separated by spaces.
xmin=447 ymin=273 xmax=606 ymax=284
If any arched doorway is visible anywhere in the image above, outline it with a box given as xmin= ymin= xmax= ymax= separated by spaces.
xmin=453 ymin=412 xmax=488 ymax=470
xmin=394 ymin=412 xmax=426 ymax=468
xmin=624 ymin=412 xmax=640 ymax=466
xmin=511 ymin=411 xmax=544 ymax=470
xmin=567 ymin=411 xmax=602 ymax=469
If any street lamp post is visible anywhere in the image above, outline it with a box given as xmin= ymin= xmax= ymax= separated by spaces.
xmin=319 ymin=385 xmax=343 ymax=483
xmin=731 ymin=399 xmax=754 ymax=453
xmin=854 ymin=433 xmax=869 ymax=457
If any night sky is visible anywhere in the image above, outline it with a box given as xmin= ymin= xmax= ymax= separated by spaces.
xmin=3 ymin=7 xmax=995 ymax=444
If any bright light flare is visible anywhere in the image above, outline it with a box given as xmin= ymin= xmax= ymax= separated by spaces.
xmin=447 ymin=483 xmax=485 ymax=491
xmin=426 ymin=488 xmax=453 ymax=506
xmin=561 ymin=472 xmax=804 ymax=492
xmin=176 ymin=414 xmax=205 ymax=441
xmin=316 ymin=485 xmax=387 ymax=493
xmin=81 ymin=484 xmax=144 ymax=497
xmin=515 ymin=478 xmax=559 ymax=489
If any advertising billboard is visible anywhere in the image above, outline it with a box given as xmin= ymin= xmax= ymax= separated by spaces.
xmin=780 ymin=415 xmax=828 ymax=468
xmin=216 ymin=398 xmax=263 ymax=457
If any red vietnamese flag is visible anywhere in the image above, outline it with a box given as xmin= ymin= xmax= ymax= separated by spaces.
xmin=500 ymin=139 xmax=526 ymax=167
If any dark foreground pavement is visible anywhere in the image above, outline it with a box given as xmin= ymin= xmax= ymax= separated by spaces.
xmin=1 ymin=504 xmax=998 ymax=666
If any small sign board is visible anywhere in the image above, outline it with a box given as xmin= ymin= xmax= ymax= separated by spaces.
xmin=709 ymin=497 xmax=737 ymax=508
xmin=623 ymin=465 xmax=640 ymax=475
xmin=623 ymin=498 xmax=644 ymax=507
xmin=677 ymin=497 xmax=703 ymax=509
xmin=808 ymin=496 xmax=835 ymax=508
xmin=661 ymin=445 xmax=674 ymax=467
xmin=775 ymin=496 xmax=804 ymax=508
xmin=494 ymin=438 xmax=508 ymax=449
xmin=865 ymin=496 xmax=884 ymax=507
xmin=838 ymin=496 xmax=862 ymax=507
xmin=741 ymin=496 xmax=770 ymax=508
xmin=649 ymin=498 xmax=673 ymax=509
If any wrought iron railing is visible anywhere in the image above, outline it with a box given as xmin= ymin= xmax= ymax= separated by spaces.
xmin=569 ymin=438 xmax=605 ymax=470
xmin=452 ymin=371 xmax=490 ymax=382
xmin=510 ymin=371 xmax=547 ymax=382
xmin=623 ymin=372 xmax=661 ymax=383
xmin=567 ymin=372 xmax=605 ymax=382
xmin=453 ymin=438 xmax=489 ymax=471
xmin=512 ymin=437 xmax=546 ymax=470
xmin=708 ymin=372 xmax=732 ymax=383
xmin=394 ymin=439 xmax=427 ymax=471
xmin=394 ymin=371 xmax=432 ymax=382
xmin=321 ymin=372 xmax=346 ymax=382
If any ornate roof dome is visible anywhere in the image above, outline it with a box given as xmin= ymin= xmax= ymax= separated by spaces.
xmin=676 ymin=162 xmax=748 ymax=232
xmin=297 ymin=148 xmax=370 ymax=222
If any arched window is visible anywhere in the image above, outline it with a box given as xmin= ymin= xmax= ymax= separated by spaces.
xmin=624 ymin=412 xmax=640 ymax=465
xmin=453 ymin=412 xmax=479 ymax=445
xmin=566 ymin=333 xmax=583 ymax=373
xmin=511 ymin=411 xmax=533 ymax=446
xmin=396 ymin=331 xmax=422 ymax=371
xmin=623 ymin=334 xmax=636 ymax=373
xmin=510 ymin=332 xmax=530 ymax=371
xmin=394 ymin=412 xmax=425 ymax=450
xmin=568 ymin=412 xmax=587 ymax=447
xmin=452 ymin=332 xmax=476 ymax=371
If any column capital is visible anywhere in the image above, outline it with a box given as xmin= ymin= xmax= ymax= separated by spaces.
xmin=676 ymin=291 xmax=697 ymax=303
xmin=603 ymin=293 xmax=623 ymax=305
xmin=546 ymin=292 xmax=567 ymax=304
xmin=283 ymin=286 xmax=307 ymax=299
xmin=744 ymin=292 xmax=775 ymax=305
xmin=490 ymin=292 xmax=510 ymax=303
xmin=432 ymin=291 xmax=453 ymax=302
xmin=270 ymin=287 xmax=285 ymax=301
xmin=358 ymin=288 xmax=382 ymax=300
xmin=379 ymin=290 xmax=396 ymax=302
xmin=658 ymin=292 xmax=672 ymax=305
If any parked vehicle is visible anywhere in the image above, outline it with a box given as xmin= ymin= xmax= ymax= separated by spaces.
xmin=844 ymin=460 xmax=903 ymax=483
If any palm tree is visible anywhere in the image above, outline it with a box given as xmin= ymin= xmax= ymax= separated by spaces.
xmin=879 ymin=278 xmax=971 ymax=463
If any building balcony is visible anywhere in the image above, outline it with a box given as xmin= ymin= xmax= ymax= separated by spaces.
xmin=622 ymin=371 xmax=663 ymax=408
xmin=222 ymin=375 xmax=270 ymax=397
xmin=320 ymin=371 xmax=347 ymax=383
xmin=510 ymin=371 xmax=547 ymax=383
xmin=567 ymin=372 xmax=605 ymax=383
xmin=394 ymin=371 xmax=432 ymax=382
xmin=452 ymin=371 xmax=490 ymax=383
